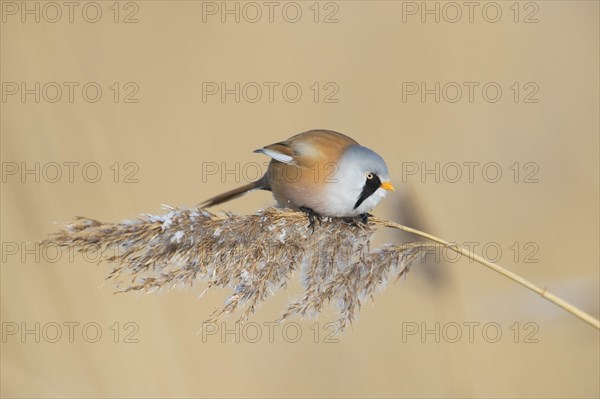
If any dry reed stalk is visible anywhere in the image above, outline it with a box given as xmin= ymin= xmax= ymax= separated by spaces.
xmin=43 ymin=206 xmax=600 ymax=331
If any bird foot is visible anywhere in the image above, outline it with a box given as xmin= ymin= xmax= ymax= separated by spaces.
xmin=299 ymin=207 xmax=323 ymax=233
xmin=342 ymin=213 xmax=372 ymax=227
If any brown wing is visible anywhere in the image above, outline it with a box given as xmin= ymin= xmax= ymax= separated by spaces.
xmin=261 ymin=129 xmax=359 ymax=167
xmin=285 ymin=129 xmax=359 ymax=147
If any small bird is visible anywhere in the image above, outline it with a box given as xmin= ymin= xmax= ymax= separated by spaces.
xmin=201 ymin=129 xmax=395 ymax=218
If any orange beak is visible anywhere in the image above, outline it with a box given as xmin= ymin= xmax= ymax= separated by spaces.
xmin=380 ymin=181 xmax=395 ymax=191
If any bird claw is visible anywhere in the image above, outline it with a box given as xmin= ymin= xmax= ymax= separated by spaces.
xmin=359 ymin=213 xmax=372 ymax=224
xmin=299 ymin=207 xmax=323 ymax=233
xmin=299 ymin=208 xmax=371 ymax=232
xmin=342 ymin=213 xmax=371 ymax=227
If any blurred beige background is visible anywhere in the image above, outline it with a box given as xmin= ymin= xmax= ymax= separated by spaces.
xmin=1 ymin=1 xmax=599 ymax=397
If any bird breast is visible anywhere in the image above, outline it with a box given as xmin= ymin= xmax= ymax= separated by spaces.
xmin=267 ymin=160 xmax=385 ymax=217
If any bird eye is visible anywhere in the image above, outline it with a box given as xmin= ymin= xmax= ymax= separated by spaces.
xmin=366 ymin=173 xmax=374 ymax=180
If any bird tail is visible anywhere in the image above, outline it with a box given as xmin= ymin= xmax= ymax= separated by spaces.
xmin=199 ymin=179 xmax=268 ymax=208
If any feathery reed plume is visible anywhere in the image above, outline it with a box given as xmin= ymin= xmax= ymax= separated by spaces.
xmin=44 ymin=207 xmax=432 ymax=330
xmin=44 ymin=207 xmax=600 ymax=331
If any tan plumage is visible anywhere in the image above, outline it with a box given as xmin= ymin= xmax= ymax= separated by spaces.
xmin=201 ymin=129 xmax=394 ymax=217
xmin=264 ymin=130 xmax=358 ymax=212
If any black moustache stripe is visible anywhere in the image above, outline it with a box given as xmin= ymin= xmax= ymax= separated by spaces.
xmin=354 ymin=174 xmax=382 ymax=210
